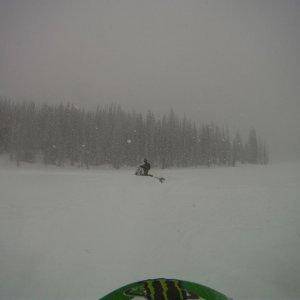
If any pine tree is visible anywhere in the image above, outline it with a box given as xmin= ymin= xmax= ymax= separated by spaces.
xmin=246 ymin=128 xmax=258 ymax=163
xmin=232 ymin=131 xmax=244 ymax=165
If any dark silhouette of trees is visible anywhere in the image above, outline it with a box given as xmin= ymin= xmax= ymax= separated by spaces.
xmin=0 ymin=98 xmax=269 ymax=168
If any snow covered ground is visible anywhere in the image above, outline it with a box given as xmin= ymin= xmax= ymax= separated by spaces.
xmin=0 ymin=160 xmax=299 ymax=300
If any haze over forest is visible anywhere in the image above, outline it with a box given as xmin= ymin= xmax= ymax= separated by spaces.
xmin=0 ymin=0 xmax=299 ymax=161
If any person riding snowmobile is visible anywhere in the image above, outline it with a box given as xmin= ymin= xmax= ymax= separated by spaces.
xmin=140 ymin=158 xmax=150 ymax=176
xmin=135 ymin=159 xmax=165 ymax=183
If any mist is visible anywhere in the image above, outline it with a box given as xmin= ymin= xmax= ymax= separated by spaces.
xmin=0 ymin=0 xmax=299 ymax=161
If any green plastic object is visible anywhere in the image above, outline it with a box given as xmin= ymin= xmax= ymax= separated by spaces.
xmin=99 ymin=278 xmax=231 ymax=300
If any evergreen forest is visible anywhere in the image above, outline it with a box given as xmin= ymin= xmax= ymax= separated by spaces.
xmin=0 ymin=98 xmax=269 ymax=169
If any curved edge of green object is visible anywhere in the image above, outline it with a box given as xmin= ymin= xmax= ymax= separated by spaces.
xmin=99 ymin=278 xmax=231 ymax=300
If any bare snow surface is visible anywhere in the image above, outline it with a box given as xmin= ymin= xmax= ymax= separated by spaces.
xmin=0 ymin=161 xmax=299 ymax=300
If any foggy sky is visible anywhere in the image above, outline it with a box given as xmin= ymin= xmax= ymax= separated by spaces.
xmin=0 ymin=0 xmax=299 ymax=160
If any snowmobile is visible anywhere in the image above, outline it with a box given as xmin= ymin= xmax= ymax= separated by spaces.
xmin=135 ymin=166 xmax=165 ymax=183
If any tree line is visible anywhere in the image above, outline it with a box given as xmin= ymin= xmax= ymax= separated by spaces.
xmin=0 ymin=98 xmax=269 ymax=168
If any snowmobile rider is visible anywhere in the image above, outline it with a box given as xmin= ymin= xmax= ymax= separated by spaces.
xmin=140 ymin=159 xmax=151 ymax=176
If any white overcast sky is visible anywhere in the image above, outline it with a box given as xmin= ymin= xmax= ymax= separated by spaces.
xmin=0 ymin=0 xmax=299 ymax=160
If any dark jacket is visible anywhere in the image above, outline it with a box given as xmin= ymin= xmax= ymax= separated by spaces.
xmin=140 ymin=160 xmax=150 ymax=175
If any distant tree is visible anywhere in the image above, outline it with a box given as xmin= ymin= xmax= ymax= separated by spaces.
xmin=263 ymin=142 xmax=269 ymax=165
xmin=200 ymin=125 xmax=211 ymax=167
xmin=145 ymin=110 xmax=156 ymax=164
xmin=246 ymin=128 xmax=258 ymax=163
xmin=256 ymin=137 xmax=269 ymax=165
xmin=232 ymin=131 xmax=244 ymax=165
xmin=0 ymin=98 xmax=13 ymax=153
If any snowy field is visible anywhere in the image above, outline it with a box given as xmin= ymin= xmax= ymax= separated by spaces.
xmin=0 ymin=160 xmax=299 ymax=300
